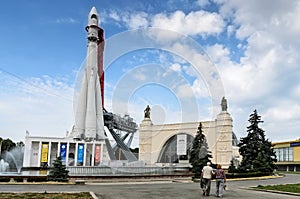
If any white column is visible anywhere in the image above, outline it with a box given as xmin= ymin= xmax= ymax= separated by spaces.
xmin=57 ymin=142 xmax=60 ymax=157
xmin=37 ymin=141 xmax=42 ymax=167
xmin=83 ymin=143 xmax=87 ymax=166
xmin=91 ymin=143 xmax=95 ymax=166
xmin=23 ymin=139 xmax=32 ymax=167
xmin=75 ymin=142 xmax=78 ymax=166
xmin=66 ymin=142 xmax=69 ymax=166
xmin=47 ymin=142 xmax=52 ymax=166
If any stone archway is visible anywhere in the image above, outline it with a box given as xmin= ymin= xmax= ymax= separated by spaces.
xmin=157 ymin=133 xmax=194 ymax=163
xmin=139 ymin=110 xmax=234 ymax=168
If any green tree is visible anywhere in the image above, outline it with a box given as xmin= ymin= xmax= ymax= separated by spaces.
xmin=16 ymin=141 xmax=25 ymax=148
xmin=0 ymin=138 xmax=16 ymax=159
xmin=47 ymin=156 xmax=69 ymax=182
xmin=1 ymin=138 xmax=16 ymax=152
xmin=189 ymin=122 xmax=212 ymax=178
xmin=237 ymin=110 xmax=277 ymax=173
xmin=228 ymin=159 xmax=238 ymax=173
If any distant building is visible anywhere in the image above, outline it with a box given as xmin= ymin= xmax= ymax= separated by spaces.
xmin=23 ymin=135 xmax=109 ymax=168
xmin=272 ymin=140 xmax=300 ymax=172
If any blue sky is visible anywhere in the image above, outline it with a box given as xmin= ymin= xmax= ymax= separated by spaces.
xmin=1 ymin=0 xmax=300 ymax=147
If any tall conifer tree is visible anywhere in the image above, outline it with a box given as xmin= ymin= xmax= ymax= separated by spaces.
xmin=189 ymin=122 xmax=212 ymax=178
xmin=238 ymin=110 xmax=277 ymax=173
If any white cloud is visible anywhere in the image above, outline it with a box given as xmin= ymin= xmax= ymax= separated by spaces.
xmin=264 ymin=102 xmax=300 ymax=122
xmin=108 ymin=10 xmax=149 ymax=29
xmin=125 ymin=12 xmax=149 ymax=29
xmin=170 ymin=63 xmax=181 ymax=72
xmin=182 ymin=64 xmax=198 ymax=77
xmin=151 ymin=10 xmax=225 ymax=36
xmin=291 ymin=84 xmax=300 ymax=99
xmin=205 ymin=44 xmax=231 ymax=65
xmin=207 ymin=0 xmax=300 ymax=141
xmin=107 ymin=9 xmax=225 ymax=37
xmin=177 ymin=84 xmax=194 ymax=98
xmin=191 ymin=78 xmax=210 ymax=99
xmin=226 ymin=24 xmax=235 ymax=36
xmin=0 ymin=74 xmax=74 ymax=142
xmin=218 ymin=0 xmax=300 ymax=44
xmin=197 ymin=0 xmax=211 ymax=7
xmin=54 ymin=17 xmax=78 ymax=24
xmin=109 ymin=10 xmax=121 ymax=21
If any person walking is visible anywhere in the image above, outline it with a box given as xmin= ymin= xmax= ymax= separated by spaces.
xmin=215 ymin=164 xmax=226 ymax=197
xmin=200 ymin=162 xmax=214 ymax=196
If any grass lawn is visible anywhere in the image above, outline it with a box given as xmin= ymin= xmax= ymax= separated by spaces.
xmin=256 ymin=183 xmax=300 ymax=194
xmin=279 ymin=171 xmax=300 ymax=175
xmin=0 ymin=192 xmax=93 ymax=199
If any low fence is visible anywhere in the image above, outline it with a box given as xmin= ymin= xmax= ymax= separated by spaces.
xmin=2 ymin=165 xmax=191 ymax=178
xmin=67 ymin=166 xmax=177 ymax=176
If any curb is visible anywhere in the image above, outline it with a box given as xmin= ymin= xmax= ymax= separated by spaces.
xmin=0 ymin=175 xmax=283 ymax=185
xmin=226 ymin=174 xmax=283 ymax=181
xmin=247 ymin=187 xmax=300 ymax=197
xmin=192 ymin=175 xmax=283 ymax=183
xmin=0 ymin=182 xmax=75 ymax=185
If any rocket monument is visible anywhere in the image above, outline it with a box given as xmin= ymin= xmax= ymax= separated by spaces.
xmin=23 ymin=7 xmax=139 ymax=168
xmin=72 ymin=7 xmax=106 ymax=141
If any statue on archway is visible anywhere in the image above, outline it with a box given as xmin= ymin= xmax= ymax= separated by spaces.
xmin=221 ymin=96 xmax=227 ymax=111
xmin=144 ymin=105 xmax=151 ymax=119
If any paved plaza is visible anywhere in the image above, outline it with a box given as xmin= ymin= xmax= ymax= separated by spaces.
xmin=0 ymin=174 xmax=299 ymax=198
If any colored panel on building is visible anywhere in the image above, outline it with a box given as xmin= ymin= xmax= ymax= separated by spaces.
xmin=77 ymin=144 xmax=84 ymax=163
xmin=40 ymin=170 xmax=47 ymax=175
xmin=273 ymin=143 xmax=290 ymax=148
xmin=41 ymin=144 xmax=49 ymax=163
xmin=290 ymin=142 xmax=300 ymax=147
xmin=60 ymin=143 xmax=67 ymax=162
xmin=177 ymin=134 xmax=187 ymax=155
xmin=94 ymin=145 xmax=101 ymax=163
xmin=293 ymin=146 xmax=300 ymax=161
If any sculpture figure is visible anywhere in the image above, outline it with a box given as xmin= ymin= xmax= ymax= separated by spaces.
xmin=144 ymin=105 xmax=151 ymax=119
xmin=221 ymin=97 xmax=227 ymax=111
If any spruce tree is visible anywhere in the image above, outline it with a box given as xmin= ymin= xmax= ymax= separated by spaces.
xmin=238 ymin=110 xmax=277 ymax=173
xmin=47 ymin=156 xmax=69 ymax=182
xmin=189 ymin=122 xmax=212 ymax=178
xmin=228 ymin=159 xmax=238 ymax=173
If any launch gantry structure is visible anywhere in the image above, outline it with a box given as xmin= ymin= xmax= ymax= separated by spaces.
xmin=103 ymin=109 xmax=138 ymax=162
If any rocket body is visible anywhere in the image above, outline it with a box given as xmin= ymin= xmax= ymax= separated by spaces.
xmin=73 ymin=7 xmax=105 ymax=140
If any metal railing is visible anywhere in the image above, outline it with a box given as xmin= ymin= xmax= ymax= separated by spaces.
xmin=67 ymin=166 xmax=176 ymax=176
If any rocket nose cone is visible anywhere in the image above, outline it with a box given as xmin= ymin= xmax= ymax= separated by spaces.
xmin=88 ymin=6 xmax=99 ymax=26
xmin=90 ymin=6 xmax=98 ymax=15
